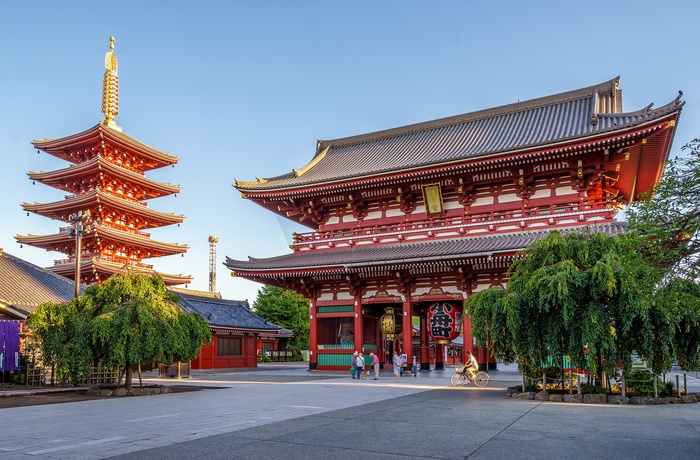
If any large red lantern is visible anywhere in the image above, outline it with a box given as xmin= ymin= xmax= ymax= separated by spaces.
xmin=427 ymin=302 xmax=462 ymax=344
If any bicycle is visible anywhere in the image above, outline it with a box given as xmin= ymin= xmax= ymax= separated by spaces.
xmin=450 ymin=366 xmax=489 ymax=387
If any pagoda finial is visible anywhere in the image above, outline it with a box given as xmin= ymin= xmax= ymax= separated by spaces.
xmin=101 ymin=36 xmax=120 ymax=129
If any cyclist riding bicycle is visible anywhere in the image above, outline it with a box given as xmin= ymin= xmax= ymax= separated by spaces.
xmin=464 ymin=350 xmax=478 ymax=379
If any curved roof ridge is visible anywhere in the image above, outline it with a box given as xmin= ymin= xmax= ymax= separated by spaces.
xmin=237 ymin=77 xmax=682 ymax=195
xmin=96 ymin=225 xmax=188 ymax=249
xmin=90 ymin=259 xmax=191 ymax=279
xmin=319 ymin=77 xmax=620 ymax=150
xmin=598 ymin=91 xmax=684 ymax=118
xmin=225 ymin=222 xmax=627 ymax=267
xmin=28 ymin=154 xmax=181 ymax=190
xmin=33 ymin=123 xmax=179 ymax=164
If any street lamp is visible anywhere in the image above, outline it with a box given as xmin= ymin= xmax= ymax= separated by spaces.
xmin=68 ymin=210 xmax=93 ymax=298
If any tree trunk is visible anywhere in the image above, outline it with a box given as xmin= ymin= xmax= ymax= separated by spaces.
xmin=137 ymin=363 xmax=142 ymax=388
xmin=125 ymin=362 xmax=133 ymax=390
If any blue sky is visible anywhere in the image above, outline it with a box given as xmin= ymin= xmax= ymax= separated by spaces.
xmin=1 ymin=1 xmax=698 ymax=304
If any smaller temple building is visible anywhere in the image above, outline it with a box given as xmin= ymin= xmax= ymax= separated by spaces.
xmin=0 ymin=248 xmax=79 ymax=377
xmin=174 ymin=290 xmax=292 ymax=369
xmin=0 ymin=248 xmax=77 ymax=322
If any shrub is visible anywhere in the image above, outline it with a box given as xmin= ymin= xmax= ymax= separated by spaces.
xmin=624 ymin=370 xmax=662 ymax=397
xmin=660 ymin=380 xmax=676 ymax=397
xmin=580 ymin=384 xmax=608 ymax=395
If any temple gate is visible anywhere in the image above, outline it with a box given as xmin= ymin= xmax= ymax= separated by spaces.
xmin=227 ymin=78 xmax=682 ymax=371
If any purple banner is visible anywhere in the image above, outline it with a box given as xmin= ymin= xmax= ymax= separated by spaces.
xmin=0 ymin=320 xmax=20 ymax=371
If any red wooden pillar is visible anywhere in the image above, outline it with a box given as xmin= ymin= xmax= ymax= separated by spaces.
xmin=463 ymin=311 xmax=474 ymax=356
xmin=354 ymin=297 xmax=363 ymax=353
xmin=435 ymin=343 xmax=444 ymax=370
xmin=419 ymin=313 xmax=430 ymax=370
xmin=475 ymin=346 xmax=489 ymax=372
xmin=309 ymin=299 xmax=318 ymax=370
xmin=401 ymin=297 xmax=412 ymax=364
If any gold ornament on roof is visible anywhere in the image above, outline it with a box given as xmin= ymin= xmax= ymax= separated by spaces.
xmin=102 ymin=36 xmax=120 ymax=127
xmin=105 ymin=36 xmax=118 ymax=73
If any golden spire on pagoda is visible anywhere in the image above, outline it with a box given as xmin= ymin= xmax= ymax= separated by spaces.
xmin=101 ymin=36 xmax=120 ymax=129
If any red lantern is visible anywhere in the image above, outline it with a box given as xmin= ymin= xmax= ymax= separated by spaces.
xmin=427 ymin=302 xmax=462 ymax=344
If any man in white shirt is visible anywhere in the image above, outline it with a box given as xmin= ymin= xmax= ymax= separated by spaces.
xmin=464 ymin=350 xmax=478 ymax=379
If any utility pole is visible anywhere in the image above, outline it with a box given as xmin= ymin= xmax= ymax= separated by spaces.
xmin=208 ymin=235 xmax=218 ymax=293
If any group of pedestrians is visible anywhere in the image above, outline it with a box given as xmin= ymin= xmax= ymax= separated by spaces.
xmin=350 ymin=351 xmax=380 ymax=380
xmin=350 ymin=350 xmax=419 ymax=382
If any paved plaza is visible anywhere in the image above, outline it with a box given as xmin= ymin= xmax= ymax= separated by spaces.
xmin=1 ymin=363 xmax=699 ymax=459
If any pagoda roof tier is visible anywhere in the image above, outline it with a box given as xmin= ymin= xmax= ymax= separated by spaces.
xmin=28 ymin=155 xmax=181 ymax=199
xmin=15 ymin=224 xmax=188 ymax=259
xmin=48 ymin=258 xmax=191 ymax=286
xmin=22 ymin=189 xmax=185 ymax=229
xmin=236 ymin=78 xmax=682 ymax=198
xmin=32 ymin=123 xmax=179 ymax=171
xmin=226 ymin=222 xmax=626 ymax=283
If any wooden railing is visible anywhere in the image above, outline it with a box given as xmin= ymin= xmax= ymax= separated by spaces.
xmin=292 ymin=198 xmax=613 ymax=247
xmin=59 ymin=223 xmax=151 ymax=238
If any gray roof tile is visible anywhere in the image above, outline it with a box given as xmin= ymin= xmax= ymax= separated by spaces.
xmin=238 ymin=78 xmax=683 ymax=191
xmin=225 ymin=222 xmax=626 ymax=272
xmin=0 ymin=249 xmax=77 ymax=317
xmin=176 ymin=292 xmax=282 ymax=332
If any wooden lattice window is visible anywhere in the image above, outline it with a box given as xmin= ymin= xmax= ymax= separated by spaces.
xmin=218 ymin=337 xmax=242 ymax=356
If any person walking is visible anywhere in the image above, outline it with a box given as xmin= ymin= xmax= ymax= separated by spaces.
xmin=350 ymin=351 xmax=358 ymax=379
xmin=370 ymin=352 xmax=380 ymax=380
xmin=412 ymin=355 xmax=418 ymax=377
xmin=392 ymin=351 xmax=402 ymax=383
xmin=356 ymin=353 xmax=365 ymax=380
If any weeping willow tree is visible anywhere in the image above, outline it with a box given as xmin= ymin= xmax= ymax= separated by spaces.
xmin=626 ymin=139 xmax=700 ymax=373
xmin=627 ymin=139 xmax=700 ymax=280
xmin=467 ymin=230 xmax=665 ymax=380
xmin=87 ymin=273 xmax=212 ymax=389
xmin=468 ymin=139 xmax=700 ymax=382
xmin=27 ymin=297 xmax=95 ymax=386
xmin=28 ymin=273 xmax=212 ymax=389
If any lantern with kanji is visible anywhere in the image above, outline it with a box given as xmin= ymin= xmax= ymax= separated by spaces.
xmin=427 ymin=302 xmax=462 ymax=344
xmin=380 ymin=306 xmax=403 ymax=340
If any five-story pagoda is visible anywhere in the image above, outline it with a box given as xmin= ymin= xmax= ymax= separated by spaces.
xmin=16 ymin=37 xmax=190 ymax=286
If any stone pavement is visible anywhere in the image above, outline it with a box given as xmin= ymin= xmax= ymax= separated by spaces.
xmin=0 ymin=363 xmax=699 ymax=459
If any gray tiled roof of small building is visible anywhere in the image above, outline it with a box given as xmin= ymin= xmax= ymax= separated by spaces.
xmin=0 ymin=249 xmax=77 ymax=313
xmin=225 ymin=222 xmax=627 ymax=270
xmin=176 ymin=292 xmax=282 ymax=331
xmin=238 ymin=78 xmax=683 ymax=191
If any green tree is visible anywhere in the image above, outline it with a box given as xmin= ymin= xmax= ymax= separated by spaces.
xmin=87 ymin=273 xmax=211 ymax=389
xmin=626 ymin=139 xmax=700 ymax=372
xmin=27 ymin=297 xmax=94 ymax=386
xmin=651 ymin=278 xmax=700 ymax=372
xmin=467 ymin=230 xmax=660 ymax=379
xmin=627 ymin=139 xmax=700 ymax=279
xmin=253 ymin=286 xmax=309 ymax=349
xmin=27 ymin=273 xmax=211 ymax=389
